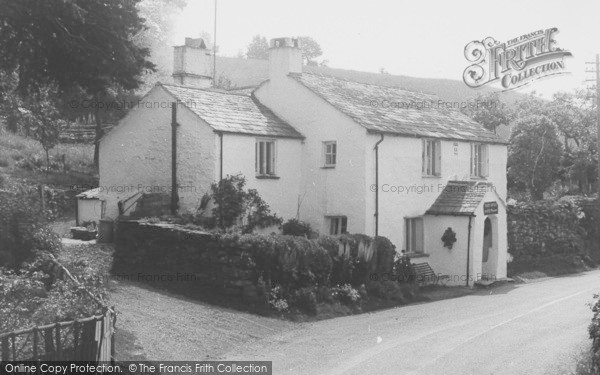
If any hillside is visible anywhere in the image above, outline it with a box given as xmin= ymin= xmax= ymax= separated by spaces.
xmin=143 ymin=55 xmax=524 ymax=108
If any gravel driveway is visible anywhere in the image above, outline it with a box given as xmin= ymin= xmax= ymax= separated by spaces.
xmin=109 ymin=279 xmax=295 ymax=361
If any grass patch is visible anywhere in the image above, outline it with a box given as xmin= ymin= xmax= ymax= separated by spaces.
xmin=0 ymin=127 xmax=95 ymax=176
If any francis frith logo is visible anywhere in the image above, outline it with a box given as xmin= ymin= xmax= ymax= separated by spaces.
xmin=463 ymin=27 xmax=572 ymax=90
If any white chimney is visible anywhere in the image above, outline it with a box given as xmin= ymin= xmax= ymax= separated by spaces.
xmin=269 ymin=37 xmax=302 ymax=80
xmin=172 ymin=38 xmax=213 ymax=88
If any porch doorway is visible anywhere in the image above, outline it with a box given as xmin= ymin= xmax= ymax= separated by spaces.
xmin=481 ymin=217 xmax=495 ymax=280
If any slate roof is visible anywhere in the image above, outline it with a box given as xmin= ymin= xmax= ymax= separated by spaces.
xmin=160 ymin=83 xmax=303 ymax=139
xmin=425 ymin=181 xmax=496 ymax=216
xmin=291 ymin=73 xmax=507 ymax=144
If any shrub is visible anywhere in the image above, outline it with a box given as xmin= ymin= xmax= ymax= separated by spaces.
xmin=0 ymin=258 xmax=107 ymax=332
xmin=0 ymin=157 xmax=8 ymax=167
xmin=366 ymin=280 xmax=406 ymax=302
xmin=282 ymin=219 xmax=312 ymax=237
xmin=291 ymin=287 xmax=318 ymax=315
xmin=211 ymin=174 xmax=282 ymax=232
xmin=589 ymin=294 xmax=600 ymax=373
xmin=0 ymin=192 xmax=61 ymax=268
xmin=331 ymin=284 xmax=362 ymax=307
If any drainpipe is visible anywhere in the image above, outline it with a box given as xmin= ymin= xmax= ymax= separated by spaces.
xmin=466 ymin=215 xmax=473 ymax=286
xmin=374 ymin=133 xmax=385 ymax=237
xmin=171 ymin=103 xmax=179 ymax=215
xmin=218 ymin=132 xmax=224 ymax=181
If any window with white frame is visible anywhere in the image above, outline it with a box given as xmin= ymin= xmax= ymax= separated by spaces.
xmin=255 ymin=139 xmax=276 ymax=176
xmin=323 ymin=141 xmax=337 ymax=167
xmin=470 ymin=143 xmax=489 ymax=178
xmin=328 ymin=216 xmax=347 ymax=235
xmin=405 ymin=217 xmax=424 ymax=253
xmin=422 ymin=139 xmax=441 ymax=176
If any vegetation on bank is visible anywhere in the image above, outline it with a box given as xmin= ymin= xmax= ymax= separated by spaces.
xmin=0 ymin=191 xmax=108 ymax=334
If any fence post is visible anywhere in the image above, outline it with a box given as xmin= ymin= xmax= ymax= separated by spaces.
xmin=38 ymin=185 xmax=46 ymax=213
xmin=32 ymin=327 xmax=38 ymax=360
xmin=55 ymin=323 xmax=61 ymax=359
xmin=1 ymin=336 xmax=8 ymax=361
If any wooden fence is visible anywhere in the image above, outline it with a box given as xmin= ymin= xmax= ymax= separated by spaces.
xmin=0 ymin=255 xmax=116 ymax=362
xmin=0 ymin=308 xmax=115 ymax=361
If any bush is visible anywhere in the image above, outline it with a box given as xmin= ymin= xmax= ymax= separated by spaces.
xmin=291 ymin=287 xmax=318 ymax=315
xmin=366 ymin=280 xmax=406 ymax=302
xmin=331 ymin=284 xmax=362 ymax=307
xmin=282 ymin=219 xmax=312 ymax=237
xmin=589 ymin=294 xmax=600 ymax=373
xmin=0 ymin=157 xmax=8 ymax=167
xmin=0 ymin=258 xmax=107 ymax=332
xmin=0 ymin=192 xmax=61 ymax=268
xmin=211 ymin=174 xmax=282 ymax=232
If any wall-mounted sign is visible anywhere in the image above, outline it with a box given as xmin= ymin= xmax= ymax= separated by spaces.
xmin=483 ymin=201 xmax=498 ymax=215
xmin=453 ymin=142 xmax=459 ymax=155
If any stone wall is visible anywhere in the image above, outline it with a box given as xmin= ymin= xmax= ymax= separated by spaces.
xmin=507 ymin=198 xmax=599 ymax=276
xmin=113 ymin=220 xmax=258 ymax=300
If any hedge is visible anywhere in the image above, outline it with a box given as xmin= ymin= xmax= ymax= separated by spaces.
xmin=112 ymin=221 xmax=402 ymax=312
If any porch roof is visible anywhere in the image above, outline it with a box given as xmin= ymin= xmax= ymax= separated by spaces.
xmin=425 ymin=181 xmax=495 ymax=216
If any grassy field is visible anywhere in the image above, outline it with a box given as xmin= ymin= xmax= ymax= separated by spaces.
xmin=0 ymin=126 xmax=96 ymax=190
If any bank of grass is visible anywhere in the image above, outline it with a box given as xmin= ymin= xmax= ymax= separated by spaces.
xmin=0 ymin=127 xmax=97 ymax=203
xmin=0 ymin=126 xmax=95 ymax=178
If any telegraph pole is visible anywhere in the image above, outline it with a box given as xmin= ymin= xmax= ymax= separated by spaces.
xmin=585 ymin=54 xmax=600 ymax=198
xmin=213 ymin=0 xmax=217 ymax=87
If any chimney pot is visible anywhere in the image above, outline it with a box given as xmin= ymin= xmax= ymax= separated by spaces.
xmin=269 ymin=37 xmax=302 ymax=80
xmin=172 ymin=38 xmax=212 ymax=88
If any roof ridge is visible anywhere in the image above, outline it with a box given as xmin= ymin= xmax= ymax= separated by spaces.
xmin=300 ymin=72 xmax=438 ymax=98
xmin=159 ymin=82 xmax=251 ymax=97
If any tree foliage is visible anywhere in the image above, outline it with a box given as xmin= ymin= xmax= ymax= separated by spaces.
xmin=508 ymin=115 xmax=563 ymax=200
xmin=461 ymin=92 xmax=512 ymax=133
xmin=0 ymin=0 xmax=156 ymax=166
xmin=246 ymin=35 xmax=269 ymax=60
xmin=298 ymin=36 xmax=323 ymax=64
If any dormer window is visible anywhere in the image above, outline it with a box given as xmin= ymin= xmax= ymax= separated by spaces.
xmin=422 ymin=139 xmax=441 ymax=177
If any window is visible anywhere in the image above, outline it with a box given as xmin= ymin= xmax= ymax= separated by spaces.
xmin=323 ymin=141 xmax=337 ymax=167
xmin=470 ymin=143 xmax=489 ymax=178
xmin=405 ymin=217 xmax=424 ymax=253
xmin=255 ymin=140 xmax=276 ymax=176
xmin=328 ymin=216 xmax=347 ymax=235
xmin=422 ymin=139 xmax=441 ymax=176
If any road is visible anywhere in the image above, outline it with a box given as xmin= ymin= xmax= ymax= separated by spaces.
xmin=227 ymin=271 xmax=600 ymax=375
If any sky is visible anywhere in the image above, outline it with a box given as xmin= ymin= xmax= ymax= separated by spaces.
xmin=171 ymin=0 xmax=600 ymax=98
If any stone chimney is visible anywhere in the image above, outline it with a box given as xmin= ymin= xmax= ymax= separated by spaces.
xmin=269 ymin=37 xmax=302 ymax=80
xmin=172 ymin=38 xmax=213 ymax=88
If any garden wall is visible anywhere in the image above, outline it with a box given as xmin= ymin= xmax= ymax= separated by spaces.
xmin=112 ymin=221 xmax=398 ymax=310
xmin=507 ymin=197 xmax=599 ymax=276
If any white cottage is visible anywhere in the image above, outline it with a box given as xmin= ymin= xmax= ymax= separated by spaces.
xmin=99 ymin=37 xmax=509 ymax=285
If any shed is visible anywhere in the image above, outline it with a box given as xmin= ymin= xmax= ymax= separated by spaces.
xmin=76 ymin=188 xmax=103 ymax=226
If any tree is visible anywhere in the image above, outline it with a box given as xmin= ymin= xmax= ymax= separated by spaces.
xmin=246 ymin=35 xmax=269 ymax=60
xmin=0 ymin=0 xmax=156 ymax=167
xmin=298 ymin=36 xmax=323 ymax=65
xmin=508 ymin=115 xmax=563 ymax=200
xmin=461 ymin=93 xmax=512 ymax=133
xmin=133 ymin=0 xmax=188 ymax=89
xmin=18 ymin=86 xmax=66 ymax=174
